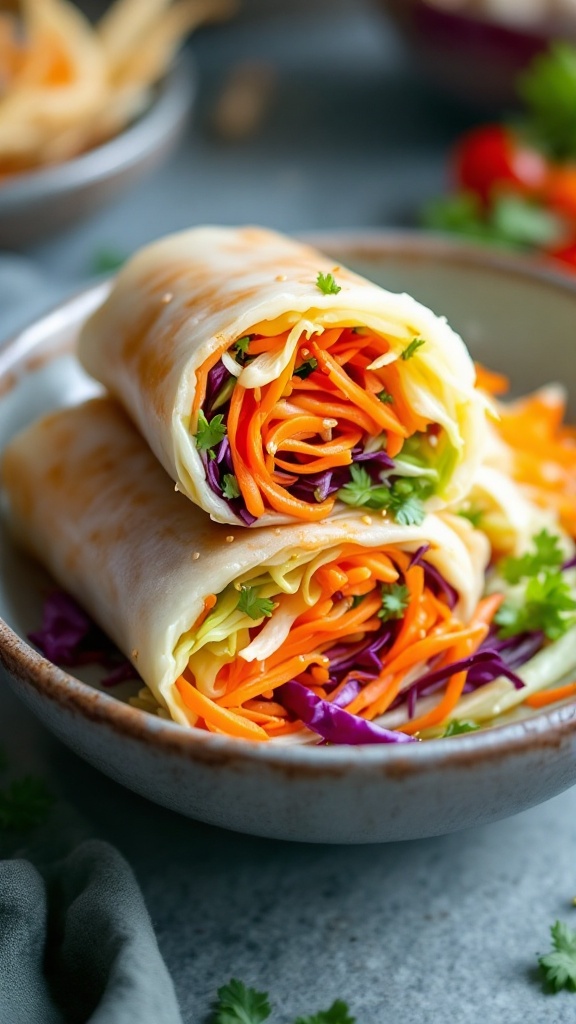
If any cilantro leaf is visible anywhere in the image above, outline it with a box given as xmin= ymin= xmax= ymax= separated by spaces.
xmin=294 ymin=1000 xmax=355 ymax=1024
xmin=237 ymin=586 xmax=275 ymax=620
xmin=378 ymin=582 xmax=410 ymax=621
xmin=383 ymin=481 xmax=424 ymax=528
xmin=496 ymin=571 xmax=576 ymax=640
xmin=336 ymin=467 xmax=426 ymax=525
xmin=377 ymin=388 xmax=394 ymax=404
xmin=539 ymin=920 xmax=576 ymax=992
xmin=500 ymin=529 xmax=565 ymax=584
xmin=443 ymin=720 xmax=480 ymax=737
xmin=519 ymin=43 xmax=576 ymax=161
xmin=400 ymin=337 xmax=426 ymax=361
xmin=222 ymin=474 xmax=241 ymax=500
xmin=212 ymin=979 xmax=271 ymax=1024
xmin=234 ymin=336 xmax=251 ymax=354
xmin=194 ymin=411 xmax=227 ymax=457
xmin=294 ymin=357 xmax=318 ymax=379
xmin=316 ymin=272 xmax=341 ymax=296
xmin=336 ymin=465 xmax=392 ymax=510
xmin=0 ymin=776 xmax=54 ymax=831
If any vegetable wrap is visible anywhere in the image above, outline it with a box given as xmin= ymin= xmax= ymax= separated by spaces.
xmin=2 ymin=397 xmax=493 ymax=744
xmin=78 ymin=226 xmax=487 ymax=528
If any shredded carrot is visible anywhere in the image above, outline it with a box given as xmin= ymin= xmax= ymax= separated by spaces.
xmin=526 ymin=682 xmax=576 ymax=708
xmin=176 ymin=676 xmax=269 ymax=741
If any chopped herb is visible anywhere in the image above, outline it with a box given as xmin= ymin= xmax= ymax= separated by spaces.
xmin=337 ymin=466 xmax=426 ymax=525
xmin=194 ymin=410 xmax=227 ymax=458
xmin=212 ymin=979 xmax=271 ymax=1024
xmin=351 ymin=595 xmax=366 ymax=608
xmin=222 ymin=474 xmax=241 ymax=500
xmin=378 ymin=582 xmax=410 ymax=621
xmin=294 ymin=357 xmax=318 ymax=380
xmin=316 ymin=271 xmax=341 ymax=296
xmin=538 ymin=920 xmax=576 ymax=992
xmin=377 ymin=388 xmax=394 ymax=404
xmin=443 ymin=720 xmax=480 ymax=737
xmin=294 ymin=1001 xmax=355 ymax=1024
xmin=500 ymin=528 xmax=565 ymax=584
xmin=0 ymin=776 xmax=54 ymax=831
xmin=237 ymin=586 xmax=275 ymax=621
xmin=400 ymin=337 xmax=426 ymax=361
xmin=457 ymin=507 xmax=484 ymax=528
xmin=90 ymin=248 xmax=126 ymax=274
xmin=496 ymin=571 xmax=576 ymax=641
xmin=234 ymin=336 xmax=251 ymax=354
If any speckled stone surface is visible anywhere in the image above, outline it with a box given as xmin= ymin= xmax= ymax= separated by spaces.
xmin=2 ymin=3 xmax=576 ymax=1021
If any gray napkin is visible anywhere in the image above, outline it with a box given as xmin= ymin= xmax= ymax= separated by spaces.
xmin=0 ymin=839 xmax=184 ymax=1024
xmin=0 ymin=838 xmax=184 ymax=1024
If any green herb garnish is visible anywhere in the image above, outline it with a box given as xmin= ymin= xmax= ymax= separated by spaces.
xmin=539 ymin=920 xmax=576 ymax=992
xmin=194 ymin=411 xmax=227 ymax=458
xmin=500 ymin=528 xmax=565 ymax=584
xmin=519 ymin=43 xmax=576 ymax=161
xmin=443 ymin=720 xmax=480 ymax=737
xmin=457 ymin=507 xmax=484 ymax=528
xmin=400 ymin=337 xmax=426 ymax=361
xmin=337 ymin=466 xmax=426 ymax=525
xmin=237 ymin=586 xmax=275 ymax=621
xmin=222 ymin=474 xmax=241 ymax=500
xmin=294 ymin=1001 xmax=355 ymax=1024
xmin=496 ymin=572 xmax=576 ymax=641
xmin=378 ymin=583 xmax=410 ymax=621
xmin=421 ymin=192 xmax=564 ymax=250
xmin=316 ymin=271 xmax=341 ymax=295
xmin=234 ymin=336 xmax=251 ymax=354
xmin=294 ymin=357 xmax=318 ymax=379
xmin=212 ymin=979 xmax=271 ymax=1024
xmin=377 ymin=388 xmax=394 ymax=404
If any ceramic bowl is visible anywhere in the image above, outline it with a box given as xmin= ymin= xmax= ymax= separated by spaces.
xmin=1 ymin=233 xmax=576 ymax=844
xmin=0 ymin=60 xmax=194 ymax=250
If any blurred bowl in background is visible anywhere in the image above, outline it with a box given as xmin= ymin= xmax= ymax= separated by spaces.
xmin=380 ymin=0 xmax=576 ymax=108
xmin=0 ymin=59 xmax=195 ymax=251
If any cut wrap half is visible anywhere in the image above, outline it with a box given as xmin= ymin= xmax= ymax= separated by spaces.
xmin=78 ymin=225 xmax=488 ymax=528
xmin=2 ymin=397 xmax=498 ymax=744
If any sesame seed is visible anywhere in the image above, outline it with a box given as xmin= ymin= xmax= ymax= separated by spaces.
xmin=225 ymin=535 xmax=234 ymax=543
xmin=362 ymin=515 xmax=373 ymax=526
xmin=275 ymin=274 xmax=287 ymax=282
xmin=131 ymin=649 xmax=139 ymax=659
xmin=161 ymin=292 xmax=173 ymax=304
xmin=192 ymin=551 xmax=200 ymax=560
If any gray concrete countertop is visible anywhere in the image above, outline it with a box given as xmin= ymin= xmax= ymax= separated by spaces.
xmin=2 ymin=3 xmax=575 ymax=1022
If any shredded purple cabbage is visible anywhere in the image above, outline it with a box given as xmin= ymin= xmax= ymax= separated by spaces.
xmin=422 ymin=562 xmax=459 ymax=609
xmin=204 ymin=362 xmax=233 ymax=417
xmin=408 ymin=544 xmax=431 ymax=568
xmin=398 ymin=650 xmax=525 ymax=715
xmin=30 ymin=591 xmax=138 ymax=686
xmin=331 ymin=678 xmax=362 ymax=708
xmin=280 ymin=681 xmax=416 ymax=745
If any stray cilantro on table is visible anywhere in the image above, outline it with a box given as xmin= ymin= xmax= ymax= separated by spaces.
xmin=400 ymin=337 xmax=426 ymax=361
xmin=294 ymin=1000 xmax=355 ymax=1024
xmin=211 ymin=980 xmax=354 ymax=1024
xmin=316 ymin=271 xmax=341 ymax=296
xmin=212 ymin=979 xmax=271 ymax=1024
xmin=194 ymin=411 xmax=227 ymax=458
xmin=539 ymin=920 xmax=576 ymax=992
xmin=237 ymin=586 xmax=275 ymax=620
